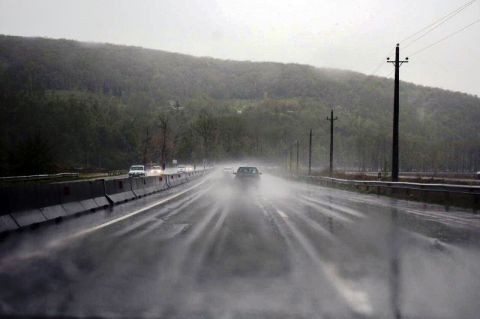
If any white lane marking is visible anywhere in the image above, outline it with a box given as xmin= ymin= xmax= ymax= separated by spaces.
xmin=298 ymin=196 xmax=353 ymax=224
xmin=323 ymin=262 xmax=373 ymax=315
xmin=67 ymin=178 xmax=211 ymax=239
xmin=273 ymin=202 xmax=336 ymax=240
xmin=300 ymin=194 xmax=366 ymax=218
xmin=270 ymin=203 xmax=372 ymax=316
xmin=0 ymin=178 xmax=211 ymax=269
xmin=277 ymin=209 xmax=289 ymax=219
xmin=113 ymin=218 xmax=164 ymax=238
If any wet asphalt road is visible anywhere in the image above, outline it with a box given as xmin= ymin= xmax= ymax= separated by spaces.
xmin=1 ymin=172 xmax=480 ymax=319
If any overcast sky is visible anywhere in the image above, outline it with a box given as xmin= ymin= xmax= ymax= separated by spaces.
xmin=1 ymin=0 xmax=479 ymax=96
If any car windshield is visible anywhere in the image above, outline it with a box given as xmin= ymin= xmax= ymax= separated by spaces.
xmin=237 ymin=167 xmax=258 ymax=174
xmin=2 ymin=1 xmax=480 ymax=318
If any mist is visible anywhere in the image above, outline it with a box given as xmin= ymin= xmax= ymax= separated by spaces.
xmin=1 ymin=1 xmax=480 ymax=318
xmin=1 ymin=167 xmax=480 ymax=318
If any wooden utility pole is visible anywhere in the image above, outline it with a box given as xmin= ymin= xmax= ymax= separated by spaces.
xmin=289 ymin=147 xmax=293 ymax=173
xmin=296 ymin=140 xmax=299 ymax=174
xmin=327 ymin=109 xmax=338 ymax=177
xmin=308 ymin=129 xmax=312 ymax=175
xmin=160 ymin=119 xmax=168 ymax=170
xmin=143 ymin=127 xmax=150 ymax=165
xmin=387 ymin=44 xmax=408 ymax=182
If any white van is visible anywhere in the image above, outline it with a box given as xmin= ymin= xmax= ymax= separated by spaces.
xmin=128 ymin=165 xmax=146 ymax=177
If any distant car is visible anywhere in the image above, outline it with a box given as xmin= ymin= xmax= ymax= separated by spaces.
xmin=177 ymin=165 xmax=186 ymax=173
xmin=223 ymin=167 xmax=234 ymax=178
xmin=234 ymin=166 xmax=261 ymax=183
xmin=128 ymin=165 xmax=146 ymax=177
xmin=148 ymin=165 xmax=163 ymax=176
xmin=477 ymin=171 xmax=480 ymax=179
xmin=223 ymin=167 xmax=234 ymax=174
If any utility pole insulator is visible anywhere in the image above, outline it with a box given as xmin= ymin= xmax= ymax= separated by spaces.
xmin=387 ymin=44 xmax=409 ymax=182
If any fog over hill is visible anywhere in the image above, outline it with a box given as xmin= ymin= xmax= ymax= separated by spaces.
xmin=1 ymin=35 xmax=479 ymax=175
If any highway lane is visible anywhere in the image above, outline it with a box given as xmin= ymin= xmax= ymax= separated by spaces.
xmin=1 ymin=172 xmax=480 ymax=319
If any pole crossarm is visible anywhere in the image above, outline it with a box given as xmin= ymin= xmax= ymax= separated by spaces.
xmin=387 ymin=44 xmax=409 ymax=66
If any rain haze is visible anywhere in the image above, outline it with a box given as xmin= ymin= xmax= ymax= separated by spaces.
xmin=1 ymin=1 xmax=480 ymax=319
xmin=1 ymin=0 xmax=480 ymax=95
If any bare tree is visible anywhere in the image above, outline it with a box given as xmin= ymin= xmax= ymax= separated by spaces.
xmin=193 ymin=111 xmax=217 ymax=160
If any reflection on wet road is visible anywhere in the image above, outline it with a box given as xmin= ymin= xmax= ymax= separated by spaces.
xmin=1 ymin=172 xmax=480 ymax=319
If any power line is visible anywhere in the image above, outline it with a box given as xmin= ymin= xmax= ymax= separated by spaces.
xmin=356 ymin=0 xmax=477 ymax=109
xmin=368 ymin=0 xmax=477 ymax=78
xmin=368 ymin=49 xmax=395 ymax=76
xmin=403 ymin=0 xmax=477 ymax=49
xmin=358 ymin=0 xmax=477 ymax=82
xmin=400 ymin=0 xmax=477 ymax=45
xmin=409 ymin=18 xmax=480 ymax=57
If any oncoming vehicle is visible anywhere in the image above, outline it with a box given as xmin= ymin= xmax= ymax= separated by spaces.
xmin=223 ymin=167 xmax=234 ymax=179
xmin=128 ymin=165 xmax=146 ymax=177
xmin=234 ymin=166 xmax=261 ymax=184
xmin=177 ymin=165 xmax=194 ymax=173
xmin=148 ymin=165 xmax=163 ymax=176
xmin=223 ymin=167 xmax=234 ymax=174
xmin=177 ymin=165 xmax=186 ymax=173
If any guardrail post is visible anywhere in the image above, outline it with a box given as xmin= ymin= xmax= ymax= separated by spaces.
xmin=423 ymin=190 xmax=428 ymax=202
xmin=444 ymin=191 xmax=450 ymax=205
xmin=473 ymin=194 xmax=479 ymax=212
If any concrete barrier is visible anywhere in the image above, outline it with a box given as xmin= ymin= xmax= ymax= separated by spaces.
xmin=0 ymin=169 xmax=208 ymax=233
xmin=57 ymin=180 xmax=109 ymax=216
xmin=0 ymin=186 xmax=11 ymax=216
xmin=9 ymin=180 xmax=111 ymax=221
xmin=165 ymin=174 xmax=175 ymax=188
xmin=6 ymin=185 xmax=47 ymax=227
xmin=36 ymin=183 xmax=66 ymax=219
xmin=154 ymin=176 xmax=168 ymax=192
xmin=90 ymin=180 xmax=110 ymax=208
xmin=105 ymin=178 xmax=136 ymax=204
xmin=131 ymin=177 xmax=148 ymax=197
xmin=0 ymin=215 xmax=18 ymax=233
xmin=143 ymin=176 xmax=162 ymax=195
xmin=0 ymin=185 xmax=20 ymax=232
xmin=190 ymin=170 xmax=202 ymax=180
xmin=166 ymin=173 xmax=187 ymax=188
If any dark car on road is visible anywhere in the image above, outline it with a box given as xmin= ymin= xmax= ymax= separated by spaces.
xmin=234 ymin=166 xmax=261 ymax=183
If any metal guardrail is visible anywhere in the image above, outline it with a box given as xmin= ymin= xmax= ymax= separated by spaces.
xmin=107 ymin=170 xmax=128 ymax=176
xmin=301 ymin=176 xmax=480 ymax=196
xmin=344 ymin=171 xmax=478 ymax=179
xmin=0 ymin=173 xmax=79 ymax=182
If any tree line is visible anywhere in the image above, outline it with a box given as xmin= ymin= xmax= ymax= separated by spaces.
xmin=1 ymin=35 xmax=479 ymax=176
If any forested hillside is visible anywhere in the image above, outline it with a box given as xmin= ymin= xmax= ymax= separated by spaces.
xmin=1 ymin=35 xmax=479 ymax=175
